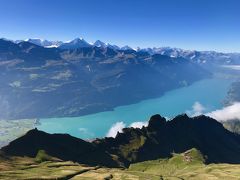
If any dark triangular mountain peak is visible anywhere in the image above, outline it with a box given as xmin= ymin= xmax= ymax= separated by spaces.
xmin=147 ymin=114 xmax=166 ymax=130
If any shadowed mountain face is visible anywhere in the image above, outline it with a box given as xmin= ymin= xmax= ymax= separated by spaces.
xmin=223 ymin=120 xmax=240 ymax=134
xmin=224 ymin=81 xmax=240 ymax=105
xmin=0 ymin=39 xmax=210 ymax=119
xmin=0 ymin=128 xmax=120 ymax=167
xmin=2 ymin=114 xmax=240 ymax=167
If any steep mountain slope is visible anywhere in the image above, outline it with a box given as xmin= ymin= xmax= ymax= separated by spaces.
xmin=0 ymin=39 xmax=210 ymax=119
xmin=224 ymin=81 xmax=240 ymax=105
xmin=2 ymin=114 xmax=240 ymax=167
xmin=223 ymin=120 xmax=240 ymax=134
xmin=93 ymin=40 xmax=107 ymax=48
xmin=0 ymin=129 xmax=119 ymax=167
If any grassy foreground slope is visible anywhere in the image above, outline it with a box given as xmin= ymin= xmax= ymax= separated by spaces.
xmin=129 ymin=148 xmax=240 ymax=179
xmin=0 ymin=149 xmax=240 ymax=180
xmin=1 ymin=114 xmax=240 ymax=179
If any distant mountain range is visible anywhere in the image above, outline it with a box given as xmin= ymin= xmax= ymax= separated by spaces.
xmin=0 ymin=37 xmax=239 ymax=119
xmin=14 ymin=38 xmax=63 ymax=48
xmin=13 ymin=38 xmax=124 ymax=50
xmin=0 ymin=38 xmax=211 ymax=119
xmin=2 ymin=114 xmax=240 ymax=167
xmin=8 ymin=37 xmax=240 ymax=66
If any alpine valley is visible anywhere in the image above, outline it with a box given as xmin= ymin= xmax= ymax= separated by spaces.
xmin=1 ymin=37 xmax=240 ymax=179
xmin=1 ymin=0 xmax=240 ymax=179
xmin=0 ymin=38 xmax=240 ymax=120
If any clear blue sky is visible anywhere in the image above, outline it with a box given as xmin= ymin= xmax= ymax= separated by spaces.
xmin=0 ymin=0 xmax=239 ymax=52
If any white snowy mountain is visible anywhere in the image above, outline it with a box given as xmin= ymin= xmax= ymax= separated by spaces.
xmin=121 ymin=45 xmax=133 ymax=51
xmin=58 ymin=38 xmax=92 ymax=49
xmin=11 ymin=37 xmax=240 ymax=65
xmin=93 ymin=40 xmax=120 ymax=50
xmin=139 ymin=47 xmax=240 ymax=65
xmin=23 ymin=38 xmax=63 ymax=48
xmin=94 ymin=40 xmax=107 ymax=48
xmin=14 ymin=37 xmax=124 ymax=50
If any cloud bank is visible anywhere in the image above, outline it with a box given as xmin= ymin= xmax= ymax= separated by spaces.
xmin=106 ymin=122 xmax=126 ymax=138
xmin=188 ymin=101 xmax=240 ymax=122
xmin=206 ymin=102 xmax=240 ymax=121
xmin=107 ymin=102 xmax=240 ymax=138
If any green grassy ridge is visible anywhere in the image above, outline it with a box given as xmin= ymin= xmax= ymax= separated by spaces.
xmin=128 ymin=148 xmax=240 ymax=179
xmin=129 ymin=148 xmax=205 ymax=174
xmin=0 ymin=148 xmax=240 ymax=179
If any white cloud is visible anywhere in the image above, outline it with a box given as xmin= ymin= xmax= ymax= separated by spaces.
xmin=222 ymin=65 xmax=240 ymax=71
xmin=187 ymin=101 xmax=206 ymax=117
xmin=106 ymin=120 xmax=148 ymax=138
xmin=51 ymin=70 xmax=72 ymax=80
xmin=206 ymin=102 xmax=240 ymax=121
xmin=9 ymin=81 xmax=21 ymax=88
xmin=106 ymin=122 xmax=126 ymax=138
xmin=130 ymin=121 xmax=148 ymax=128
xmin=29 ymin=74 xmax=40 ymax=80
xmin=187 ymin=101 xmax=240 ymax=121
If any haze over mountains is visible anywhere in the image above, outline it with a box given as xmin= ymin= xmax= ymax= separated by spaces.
xmin=12 ymin=38 xmax=240 ymax=64
xmin=0 ymin=37 xmax=239 ymax=120
xmin=12 ymin=37 xmax=240 ymax=70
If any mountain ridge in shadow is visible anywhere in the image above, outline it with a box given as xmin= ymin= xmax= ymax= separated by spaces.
xmin=2 ymin=114 xmax=240 ymax=167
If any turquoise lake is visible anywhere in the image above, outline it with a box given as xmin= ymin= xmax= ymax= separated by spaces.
xmin=37 ymin=78 xmax=232 ymax=139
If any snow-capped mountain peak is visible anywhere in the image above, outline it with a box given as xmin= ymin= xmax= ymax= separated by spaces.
xmin=58 ymin=38 xmax=92 ymax=49
xmin=72 ymin=37 xmax=86 ymax=43
xmin=121 ymin=45 xmax=133 ymax=50
xmin=94 ymin=40 xmax=107 ymax=48
xmin=23 ymin=38 xmax=63 ymax=48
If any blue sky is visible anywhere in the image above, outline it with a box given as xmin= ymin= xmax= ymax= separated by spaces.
xmin=0 ymin=0 xmax=239 ymax=52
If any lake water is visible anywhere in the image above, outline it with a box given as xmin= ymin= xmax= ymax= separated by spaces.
xmin=37 ymin=78 xmax=232 ymax=139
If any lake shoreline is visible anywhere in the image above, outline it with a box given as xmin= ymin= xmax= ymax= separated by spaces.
xmin=37 ymin=77 xmax=233 ymax=139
